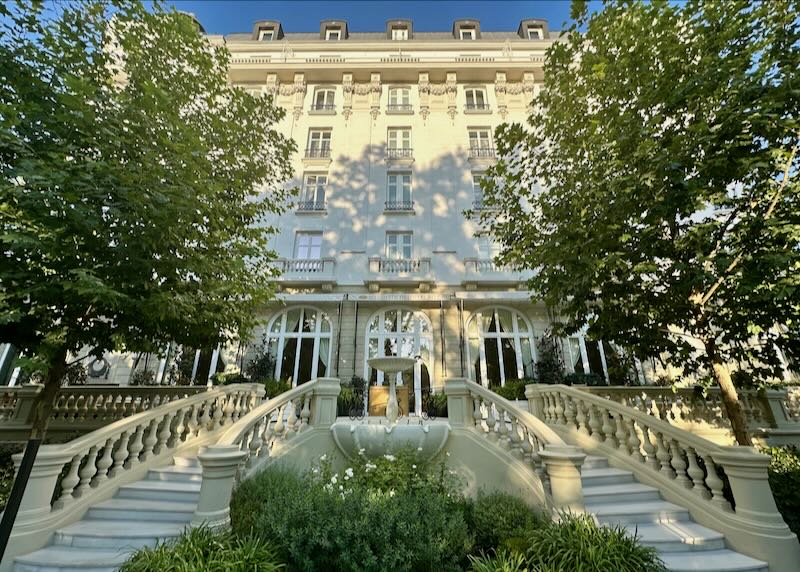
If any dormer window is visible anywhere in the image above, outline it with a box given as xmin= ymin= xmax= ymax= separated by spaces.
xmin=258 ymin=28 xmax=274 ymax=41
xmin=527 ymin=27 xmax=543 ymax=39
xmin=460 ymin=28 xmax=475 ymax=40
xmin=391 ymin=27 xmax=408 ymax=40
xmin=326 ymin=28 xmax=341 ymax=40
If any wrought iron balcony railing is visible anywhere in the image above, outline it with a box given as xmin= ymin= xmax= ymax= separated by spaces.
xmin=469 ymin=147 xmax=496 ymax=158
xmin=385 ymin=200 xmax=414 ymax=211
xmin=305 ymin=147 xmax=331 ymax=158
xmin=386 ymin=104 xmax=413 ymax=113
xmin=310 ymin=104 xmax=336 ymax=112
xmin=465 ymin=103 xmax=491 ymax=112
xmin=386 ymin=147 xmax=413 ymax=159
xmin=296 ymin=200 xmax=326 ymax=212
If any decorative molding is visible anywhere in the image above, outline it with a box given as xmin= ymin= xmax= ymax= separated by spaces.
xmin=342 ymin=108 xmax=353 ymax=121
xmin=370 ymin=107 xmax=380 ymax=121
xmin=419 ymin=107 xmax=430 ymax=121
xmin=278 ymin=83 xmax=306 ymax=95
xmin=447 ymin=106 xmax=457 ymax=121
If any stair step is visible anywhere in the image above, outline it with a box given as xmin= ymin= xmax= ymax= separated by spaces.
xmin=87 ymin=498 xmax=195 ymax=523
xmin=624 ymin=522 xmax=726 ymax=552
xmin=589 ymin=500 xmax=690 ymax=525
xmin=581 ymin=467 xmax=634 ymax=486
xmin=54 ymin=520 xmax=186 ymax=550
xmin=660 ymin=549 xmax=768 ymax=572
xmin=147 ymin=466 xmax=202 ymax=483
xmin=172 ymin=456 xmax=200 ymax=469
xmin=14 ymin=546 xmax=132 ymax=572
xmin=582 ymin=455 xmax=609 ymax=470
xmin=117 ymin=480 xmax=201 ymax=502
xmin=582 ymin=482 xmax=660 ymax=503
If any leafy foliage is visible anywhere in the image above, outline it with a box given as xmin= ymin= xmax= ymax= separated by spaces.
xmin=524 ymin=513 xmax=666 ymax=572
xmin=120 ymin=526 xmax=283 ymax=572
xmin=469 ymin=492 xmax=543 ymax=554
xmin=231 ymin=451 xmax=473 ymax=572
xmin=245 ymin=334 xmax=278 ymax=383
xmin=0 ymin=0 xmax=294 ymax=435
xmin=468 ymin=550 xmax=531 ymax=572
xmin=534 ymin=334 xmax=564 ymax=385
xmin=564 ymin=372 xmax=606 ymax=387
xmin=762 ymin=445 xmax=800 ymax=535
xmin=482 ymin=0 xmax=800 ymax=444
xmin=491 ymin=380 xmax=527 ymax=400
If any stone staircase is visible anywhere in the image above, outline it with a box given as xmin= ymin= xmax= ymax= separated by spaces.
xmin=13 ymin=456 xmax=201 ymax=572
xmin=581 ymin=455 xmax=768 ymax=572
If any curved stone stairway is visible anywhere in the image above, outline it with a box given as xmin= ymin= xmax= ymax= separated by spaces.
xmin=13 ymin=456 xmax=200 ymax=572
xmin=581 ymin=455 xmax=767 ymax=572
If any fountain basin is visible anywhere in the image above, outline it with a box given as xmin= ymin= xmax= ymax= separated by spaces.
xmin=331 ymin=420 xmax=450 ymax=462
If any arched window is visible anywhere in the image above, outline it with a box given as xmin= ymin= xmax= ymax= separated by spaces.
xmin=265 ymin=307 xmax=332 ymax=386
xmin=364 ymin=308 xmax=433 ymax=416
xmin=466 ymin=307 xmax=535 ymax=387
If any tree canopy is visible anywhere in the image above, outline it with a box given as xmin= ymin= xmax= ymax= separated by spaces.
xmin=0 ymin=0 xmax=295 ymax=435
xmin=481 ymin=0 xmax=800 ymax=444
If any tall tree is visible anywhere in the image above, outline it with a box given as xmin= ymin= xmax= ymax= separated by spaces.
xmin=481 ymin=0 xmax=800 ymax=445
xmin=0 ymin=0 xmax=294 ymax=541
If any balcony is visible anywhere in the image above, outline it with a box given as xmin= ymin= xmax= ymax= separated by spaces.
xmin=309 ymin=104 xmax=336 ymax=115
xmin=384 ymin=200 xmax=415 ymax=213
xmin=386 ymin=104 xmax=413 ymax=115
xmin=468 ymin=146 xmax=497 ymax=166
xmin=471 ymin=200 xmax=500 ymax=213
xmin=303 ymin=147 xmax=332 ymax=166
xmin=385 ymin=147 xmax=414 ymax=166
xmin=366 ymin=257 xmax=433 ymax=292
xmin=462 ymin=258 xmax=529 ymax=290
xmin=464 ymin=103 xmax=491 ymax=114
xmin=273 ymin=258 xmax=336 ymax=291
xmin=296 ymin=199 xmax=326 ymax=213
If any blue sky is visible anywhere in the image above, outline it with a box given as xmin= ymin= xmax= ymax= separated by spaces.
xmin=161 ymin=0 xmax=584 ymax=35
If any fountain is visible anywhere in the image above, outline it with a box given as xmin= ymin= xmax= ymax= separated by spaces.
xmin=367 ymin=356 xmax=416 ymax=424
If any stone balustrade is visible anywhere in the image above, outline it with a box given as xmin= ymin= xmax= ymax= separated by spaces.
xmin=6 ymin=384 xmax=264 ymax=562
xmin=577 ymin=385 xmax=800 ymax=445
xmin=445 ymin=378 xmax=586 ymax=512
xmin=527 ymin=384 xmax=800 ymax=572
xmin=0 ymin=384 xmax=208 ymax=441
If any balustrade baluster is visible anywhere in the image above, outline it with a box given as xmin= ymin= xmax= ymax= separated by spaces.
xmin=75 ymin=446 xmax=99 ymax=496
xmin=601 ymin=408 xmax=616 ymax=446
xmin=472 ymin=395 xmax=483 ymax=430
xmin=55 ymin=455 xmax=82 ymax=508
xmin=169 ymin=408 xmax=188 ymax=448
xmin=199 ymin=399 xmax=213 ymax=431
xmin=93 ymin=437 xmax=115 ymax=486
xmin=575 ymin=399 xmax=589 ymax=435
xmin=126 ymin=424 xmax=146 ymax=467
xmin=247 ymin=420 xmax=263 ymax=467
xmin=300 ymin=394 xmax=311 ymax=430
xmin=286 ymin=399 xmax=298 ymax=436
xmin=587 ymin=403 xmax=602 ymax=441
xmin=109 ymin=431 xmax=131 ymax=478
xmin=654 ymin=431 xmax=675 ymax=478
xmin=553 ymin=395 xmax=565 ymax=424
xmin=497 ymin=406 xmax=510 ymax=448
xmin=140 ymin=418 xmax=160 ymax=461
xmin=563 ymin=396 xmax=577 ymax=428
xmin=520 ymin=426 xmax=533 ymax=463
xmin=640 ymin=425 xmax=659 ymax=469
xmin=156 ymin=412 xmax=175 ymax=455
xmin=669 ymin=439 xmax=691 ymax=488
xmin=212 ymin=396 xmax=225 ymax=430
xmin=701 ymin=454 xmax=731 ymax=511
xmin=273 ymin=404 xmax=286 ymax=439
xmin=187 ymin=403 xmax=200 ymax=437
xmin=509 ymin=416 xmax=523 ymax=457
xmin=686 ymin=447 xmax=711 ymax=499
xmin=222 ymin=395 xmax=236 ymax=426
xmin=545 ymin=394 xmax=556 ymax=423
xmin=614 ymin=412 xmax=629 ymax=453
xmin=625 ymin=417 xmax=644 ymax=463
xmin=259 ymin=417 xmax=273 ymax=459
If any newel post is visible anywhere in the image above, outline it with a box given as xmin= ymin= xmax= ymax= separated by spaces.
xmin=13 ymin=385 xmax=44 ymax=424
xmin=761 ymin=389 xmax=792 ymax=430
xmin=712 ymin=446 xmax=800 ymax=572
xmin=309 ymin=378 xmax=341 ymax=427
xmin=192 ymin=445 xmax=247 ymax=528
xmin=444 ymin=378 xmax=472 ymax=427
xmin=525 ymin=384 xmax=545 ymax=419
xmin=539 ymin=444 xmax=586 ymax=514
xmin=11 ymin=446 xmax=71 ymax=525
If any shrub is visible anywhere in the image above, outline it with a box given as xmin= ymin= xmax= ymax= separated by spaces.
xmin=469 ymin=492 xmax=543 ymax=553
xmin=0 ymin=444 xmax=22 ymax=512
xmin=215 ymin=372 xmax=251 ymax=386
xmin=762 ymin=445 xmax=800 ymax=536
xmin=337 ymin=386 xmax=364 ymax=417
xmin=245 ymin=334 xmax=277 ymax=383
xmin=525 ymin=513 xmax=666 ymax=572
xmin=469 ymin=550 xmax=530 ymax=572
xmin=564 ymin=372 xmax=606 ymax=387
xmin=534 ymin=333 xmax=565 ymax=386
xmin=491 ymin=380 xmax=527 ymax=401
xmin=120 ymin=526 xmax=283 ymax=572
xmin=129 ymin=369 xmax=156 ymax=386
xmin=232 ymin=451 xmax=473 ymax=572
xmin=263 ymin=379 xmax=291 ymax=398
xmin=424 ymin=391 xmax=449 ymax=417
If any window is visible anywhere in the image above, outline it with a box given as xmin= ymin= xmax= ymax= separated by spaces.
xmin=476 ymin=236 xmax=501 ymax=260
xmin=365 ymin=308 xmax=433 ymax=415
xmin=294 ymin=232 xmax=322 ymax=259
xmin=306 ymin=129 xmax=331 ymax=157
xmin=465 ymin=88 xmax=489 ymax=110
xmin=312 ymin=88 xmax=335 ymax=111
xmin=460 ymin=28 xmax=475 ymax=40
xmin=472 ymin=173 xmax=484 ymax=207
xmin=387 ymin=173 xmax=412 ymax=210
xmin=388 ymin=87 xmax=412 ymax=112
xmin=527 ymin=27 xmax=543 ymax=40
xmin=300 ymin=174 xmax=326 ymax=210
xmin=466 ymin=307 xmax=535 ymax=387
xmin=386 ymin=232 xmax=412 ymax=259
xmin=468 ymin=129 xmax=492 ymax=149
xmin=265 ymin=307 xmax=332 ymax=386
xmin=391 ymin=27 xmax=408 ymax=40
xmin=387 ymin=128 xmax=411 ymax=149
xmin=325 ymin=28 xmax=341 ymax=40
xmin=566 ymin=336 xmax=609 ymax=381
xmin=258 ymin=29 xmax=274 ymax=41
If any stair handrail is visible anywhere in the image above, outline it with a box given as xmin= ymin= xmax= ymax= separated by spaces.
xmin=217 ymin=377 xmax=341 ymax=473
xmin=6 ymin=382 xmax=264 ymax=553
xmin=526 ymin=383 xmax=799 ymax=570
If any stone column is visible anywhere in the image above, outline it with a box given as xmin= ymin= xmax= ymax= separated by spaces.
xmin=310 ymin=377 xmax=341 ymax=427
xmin=443 ymin=378 xmax=472 ymax=428
xmin=525 ymin=384 xmax=545 ymax=419
xmin=540 ymin=444 xmax=586 ymax=513
xmin=192 ymin=445 xmax=247 ymax=528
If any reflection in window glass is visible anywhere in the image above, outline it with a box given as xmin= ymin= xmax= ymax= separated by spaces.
xmin=265 ymin=307 xmax=332 ymax=387
xmin=466 ymin=307 xmax=535 ymax=388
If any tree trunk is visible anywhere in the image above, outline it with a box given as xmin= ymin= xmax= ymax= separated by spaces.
xmin=0 ymin=346 xmax=68 ymax=562
xmin=705 ymin=341 xmax=752 ymax=446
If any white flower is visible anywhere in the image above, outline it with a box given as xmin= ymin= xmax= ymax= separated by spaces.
xmin=358 ymin=448 xmax=366 ymax=455
xmin=345 ymin=468 xmax=354 ymax=478
xmin=446 ymin=452 xmax=451 ymax=457
xmin=11 ymin=176 xmax=25 ymax=187
xmin=312 ymin=468 xmax=319 ymax=474
xmin=384 ymin=454 xmax=396 ymax=462
xmin=417 ymin=447 xmax=423 ymax=452
xmin=320 ymin=454 xmax=327 ymax=462
xmin=412 ymin=464 xmax=417 ymax=469
xmin=365 ymin=462 xmax=376 ymax=472
xmin=339 ymin=485 xmax=344 ymax=491
xmin=330 ymin=474 xmax=338 ymax=484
